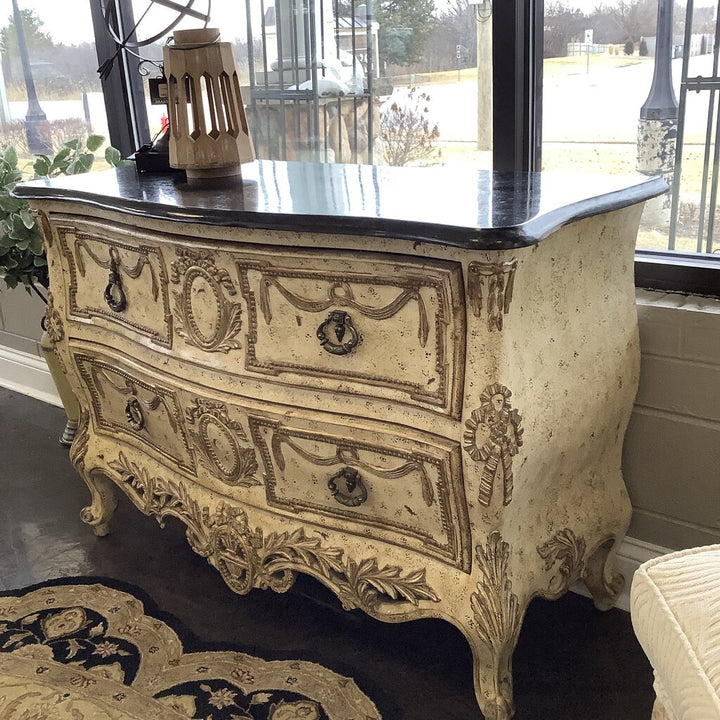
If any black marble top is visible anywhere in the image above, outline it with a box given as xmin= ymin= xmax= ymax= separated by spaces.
xmin=14 ymin=160 xmax=667 ymax=250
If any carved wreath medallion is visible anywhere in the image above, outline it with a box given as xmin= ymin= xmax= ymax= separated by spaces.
xmin=171 ymin=249 xmax=243 ymax=353
xmin=463 ymin=383 xmax=524 ymax=506
xmin=107 ymin=452 xmax=440 ymax=611
xmin=185 ymin=398 xmax=259 ymax=487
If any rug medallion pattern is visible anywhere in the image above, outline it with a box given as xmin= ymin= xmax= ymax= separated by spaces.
xmin=0 ymin=582 xmax=381 ymax=720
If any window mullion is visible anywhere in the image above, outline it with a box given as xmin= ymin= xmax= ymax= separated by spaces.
xmin=90 ymin=0 xmax=151 ymax=157
xmin=492 ymin=0 xmax=543 ymax=173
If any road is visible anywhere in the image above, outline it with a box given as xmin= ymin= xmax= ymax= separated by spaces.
xmin=414 ymin=54 xmax=716 ymax=146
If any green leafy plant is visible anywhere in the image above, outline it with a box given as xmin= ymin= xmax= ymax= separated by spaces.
xmin=0 ymin=134 xmax=128 ymax=293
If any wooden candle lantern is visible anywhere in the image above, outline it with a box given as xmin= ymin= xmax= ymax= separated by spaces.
xmin=163 ymin=28 xmax=255 ymax=181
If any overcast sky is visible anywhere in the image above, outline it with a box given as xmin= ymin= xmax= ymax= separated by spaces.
xmin=1 ymin=1 xmax=246 ymax=47
xmin=3 ymin=0 xmax=718 ymax=47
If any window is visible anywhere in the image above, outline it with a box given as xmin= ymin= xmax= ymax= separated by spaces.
xmin=537 ymin=0 xmax=720 ymax=295
xmin=90 ymin=1 xmax=718 ymax=296
xmin=0 ymin=0 xmax=113 ymax=161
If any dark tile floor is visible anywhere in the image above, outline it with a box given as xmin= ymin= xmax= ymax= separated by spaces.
xmin=1 ymin=386 xmax=656 ymax=719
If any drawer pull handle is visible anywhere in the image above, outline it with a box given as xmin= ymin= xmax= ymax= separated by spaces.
xmin=124 ymin=397 xmax=145 ymax=431
xmin=104 ymin=250 xmax=127 ymax=313
xmin=317 ymin=310 xmax=359 ymax=356
xmin=328 ymin=467 xmax=367 ymax=507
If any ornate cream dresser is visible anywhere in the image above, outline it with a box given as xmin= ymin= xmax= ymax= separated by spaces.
xmin=16 ymin=162 xmax=665 ymax=719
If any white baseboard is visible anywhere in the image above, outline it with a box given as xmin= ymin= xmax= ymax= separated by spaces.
xmin=0 ymin=345 xmax=62 ymax=407
xmin=572 ymin=536 xmax=673 ymax=612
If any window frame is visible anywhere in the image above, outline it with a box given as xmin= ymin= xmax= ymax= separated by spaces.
xmin=92 ymin=0 xmax=719 ymax=298
xmin=90 ymin=0 xmax=150 ymax=158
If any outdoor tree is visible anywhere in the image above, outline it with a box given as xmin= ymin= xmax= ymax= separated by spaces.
xmin=544 ymin=2 xmax=586 ymax=58
xmin=0 ymin=9 xmax=54 ymax=85
xmin=0 ymin=8 xmax=53 ymax=56
xmin=611 ymin=0 xmax=657 ymax=43
xmin=380 ymin=87 xmax=440 ymax=165
xmin=433 ymin=0 xmax=477 ymax=67
xmin=376 ymin=0 xmax=435 ymax=68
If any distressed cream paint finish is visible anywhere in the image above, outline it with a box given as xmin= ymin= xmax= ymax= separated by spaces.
xmin=33 ymin=196 xmax=645 ymax=720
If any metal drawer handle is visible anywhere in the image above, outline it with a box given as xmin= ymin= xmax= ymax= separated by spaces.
xmin=317 ymin=310 xmax=359 ymax=355
xmin=328 ymin=467 xmax=367 ymax=507
xmin=124 ymin=397 xmax=145 ymax=431
xmin=104 ymin=249 xmax=127 ymax=313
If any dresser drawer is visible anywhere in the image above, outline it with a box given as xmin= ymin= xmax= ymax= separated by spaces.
xmin=72 ymin=351 xmax=195 ymax=473
xmin=248 ymin=413 xmax=470 ymax=572
xmin=70 ymin=341 xmax=469 ymax=572
xmin=232 ymin=250 xmax=465 ymax=416
xmin=56 ymin=218 xmax=464 ymax=416
xmin=57 ymin=221 xmax=172 ymax=346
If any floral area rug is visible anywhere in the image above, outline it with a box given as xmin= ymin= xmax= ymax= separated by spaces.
xmin=0 ymin=580 xmax=381 ymax=720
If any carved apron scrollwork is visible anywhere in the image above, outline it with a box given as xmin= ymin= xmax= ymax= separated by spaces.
xmin=107 ymin=452 xmax=440 ymax=612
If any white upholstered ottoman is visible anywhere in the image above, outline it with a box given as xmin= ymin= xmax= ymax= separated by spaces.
xmin=631 ymin=545 xmax=720 ymax=719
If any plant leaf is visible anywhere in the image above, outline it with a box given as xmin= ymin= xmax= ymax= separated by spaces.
xmin=67 ymin=153 xmax=94 ymax=175
xmin=32 ymin=155 xmax=51 ymax=178
xmin=105 ymin=146 xmax=123 ymax=167
xmin=86 ymin=134 xmax=105 ymax=152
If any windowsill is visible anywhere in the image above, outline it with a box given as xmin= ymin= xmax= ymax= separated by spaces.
xmin=635 ymin=249 xmax=720 ymax=298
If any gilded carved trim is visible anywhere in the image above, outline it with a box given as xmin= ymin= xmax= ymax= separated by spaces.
xmin=170 ymin=249 xmax=243 ymax=353
xmin=185 ymin=398 xmax=259 ymax=487
xmin=58 ymin=227 xmax=172 ymax=347
xmin=258 ymin=276 xmax=430 ymax=347
xmin=108 ymin=451 xmax=440 ymax=611
xmin=33 ymin=209 xmax=54 ymax=249
xmin=537 ymin=528 xmax=587 ymax=599
xmin=467 ymin=259 xmax=518 ymax=331
xmin=470 ymin=532 xmax=521 ymax=651
xmin=237 ymin=259 xmax=456 ymax=411
xmin=463 ymin=383 xmax=524 ymax=507
xmin=69 ymin=408 xmax=91 ymax=474
xmin=250 ymin=417 xmax=471 ymax=572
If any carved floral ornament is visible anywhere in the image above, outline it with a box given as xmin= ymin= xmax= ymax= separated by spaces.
xmin=471 ymin=528 xmax=587 ymax=650
xmin=463 ymin=383 xmax=524 ymax=507
xmin=43 ymin=291 xmax=64 ymax=345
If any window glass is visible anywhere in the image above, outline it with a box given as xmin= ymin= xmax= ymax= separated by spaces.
xmin=125 ymin=0 xmax=490 ymax=170
xmin=542 ymin=1 xmax=720 ymax=256
xmin=0 ymin=0 xmax=112 ymax=174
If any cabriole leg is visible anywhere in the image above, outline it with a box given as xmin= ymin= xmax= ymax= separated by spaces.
xmin=582 ymin=537 xmax=624 ymax=611
xmin=78 ymin=469 xmax=118 ymax=537
xmin=460 ymin=531 xmax=527 ymax=720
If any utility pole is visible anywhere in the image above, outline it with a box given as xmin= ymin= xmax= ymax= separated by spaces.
xmin=12 ymin=0 xmax=51 ymax=154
